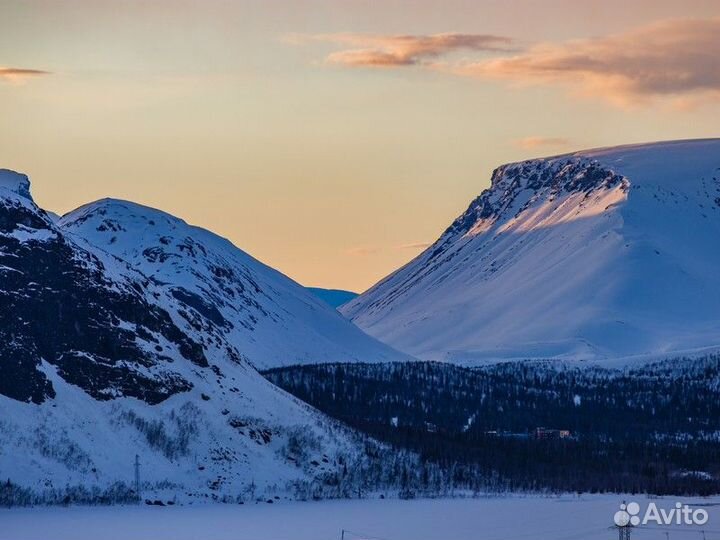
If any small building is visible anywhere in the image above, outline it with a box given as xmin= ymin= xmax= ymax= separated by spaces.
xmin=534 ymin=427 xmax=572 ymax=440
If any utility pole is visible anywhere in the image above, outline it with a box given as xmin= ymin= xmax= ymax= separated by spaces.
xmin=619 ymin=525 xmax=631 ymax=540
xmin=614 ymin=500 xmax=634 ymax=540
xmin=134 ymin=454 xmax=141 ymax=502
xmin=615 ymin=522 xmax=632 ymax=540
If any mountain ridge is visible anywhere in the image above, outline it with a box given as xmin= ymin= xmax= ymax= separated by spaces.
xmin=59 ymin=197 xmax=409 ymax=370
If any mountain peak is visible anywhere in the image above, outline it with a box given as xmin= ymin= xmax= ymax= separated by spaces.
xmin=0 ymin=169 xmax=32 ymax=201
xmin=343 ymin=138 xmax=720 ymax=365
xmin=60 ymin=194 xmax=410 ymax=370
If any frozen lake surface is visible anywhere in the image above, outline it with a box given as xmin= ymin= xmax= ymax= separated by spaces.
xmin=2 ymin=494 xmax=719 ymax=540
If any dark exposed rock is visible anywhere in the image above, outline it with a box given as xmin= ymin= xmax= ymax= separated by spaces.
xmin=0 ymin=188 xmax=206 ymax=404
xmin=171 ymin=287 xmax=229 ymax=328
xmin=444 ymin=157 xmax=627 ymax=239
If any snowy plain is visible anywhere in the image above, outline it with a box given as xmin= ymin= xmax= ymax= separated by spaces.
xmin=2 ymin=495 xmax=720 ymax=540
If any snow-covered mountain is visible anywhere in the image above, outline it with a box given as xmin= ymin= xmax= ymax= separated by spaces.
xmin=59 ymin=200 xmax=407 ymax=370
xmin=342 ymin=139 xmax=720 ymax=365
xmin=0 ymin=170 xmax=407 ymax=504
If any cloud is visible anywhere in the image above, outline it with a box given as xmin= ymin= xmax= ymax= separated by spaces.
xmin=294 ymin=19 xmax=720 ymax=107
xmin=0 ymin=67 xmax=50 ymax=81
xmin=397 ymin=241 xmax=432 ymax=250
xmin=514 ymin=137 xmax=571 ymax=150
xmin=452 ymin=18 xmax=720 ymax=106
xmin=292 ymin=32 xmax=514 ymax=67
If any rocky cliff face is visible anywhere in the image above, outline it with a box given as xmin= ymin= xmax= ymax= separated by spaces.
xmin=0 ymin=171 xmax=209 ymax=404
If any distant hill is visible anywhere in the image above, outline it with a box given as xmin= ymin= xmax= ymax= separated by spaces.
xmin=307 ymin=287 xmax=359 ymax=309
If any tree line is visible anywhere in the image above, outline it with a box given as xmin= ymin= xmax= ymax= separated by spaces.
xmin=264 ymin=355 xmax=720 ymax=495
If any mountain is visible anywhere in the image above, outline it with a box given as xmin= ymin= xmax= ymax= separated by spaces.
xmin=307 ymin=288 xmax=359 ymax=309
xmin=59 ymin=200 xmax=408 ymax=370
xmin=0 ymin=170 xmax=410 ymax=504
xmin=341 ymin=139 xmax=720 ymax=365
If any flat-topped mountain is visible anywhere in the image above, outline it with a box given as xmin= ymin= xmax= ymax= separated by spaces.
xmin=342 ymin=139 xmax=720 ymax=365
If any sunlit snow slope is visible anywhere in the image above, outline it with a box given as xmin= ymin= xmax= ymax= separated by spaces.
xmin=342 ymin=139 xmax=720 ymax=365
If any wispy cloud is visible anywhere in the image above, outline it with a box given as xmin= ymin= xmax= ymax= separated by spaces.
xmin=451 ymin=18 xmax=720 ymax=107
xmin=397 ymin=241 xmax=432 ymax=250
xmin=0 ymin=67 xmax=50 ymax=81
xmin=294 ymin=19 xmax=720 ymax=107
xmin=514 ymin=137 xmax=571 ymax=150
xmin=290 ymin=32 xmax=514 ymax=68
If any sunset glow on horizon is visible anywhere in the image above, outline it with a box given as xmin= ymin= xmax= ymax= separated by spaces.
xmin=2 ymin=0 xmax=719 ymax=291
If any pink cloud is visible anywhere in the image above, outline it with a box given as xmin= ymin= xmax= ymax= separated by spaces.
xmin=293 ymin=32 xmax=514 ymax=67
xmin=397 ymin=242 xmax=432 ymax=250
xmin=453 ymin=18 xmax=720 ymax=106
xmin=294 ymin=19 xmax=720 ymax=107
xmin=0 ymin=67 xmax=50 ymax=81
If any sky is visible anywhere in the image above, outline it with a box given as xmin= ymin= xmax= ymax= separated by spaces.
xmin=1 ymin=0 xmax=719 ymax=292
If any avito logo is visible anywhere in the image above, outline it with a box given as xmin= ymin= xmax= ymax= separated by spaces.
xmin=614 ymin=501 xmax=709 ymax=527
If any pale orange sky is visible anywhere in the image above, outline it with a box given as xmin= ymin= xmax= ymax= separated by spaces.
xmin=1 ymin=0 xmax=719 ymax=291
